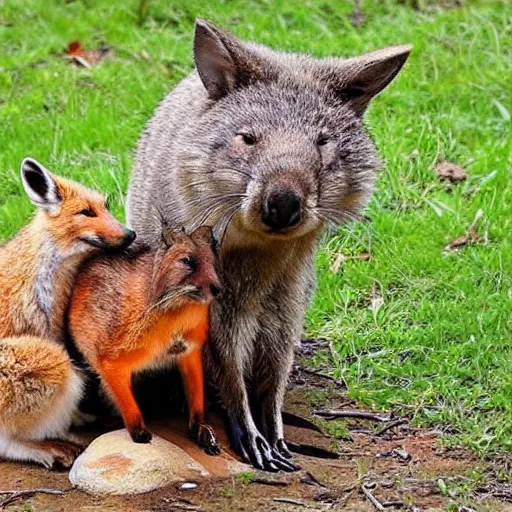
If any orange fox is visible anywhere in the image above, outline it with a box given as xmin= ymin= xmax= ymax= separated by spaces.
xmin=0 ymin=158 xmax=135 ymax=468
xmin=68 ymin=225 xmax=221 ymax=455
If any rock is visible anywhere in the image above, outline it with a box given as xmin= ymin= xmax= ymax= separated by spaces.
xmin=69 ymin=430 xmax=209 ymax=495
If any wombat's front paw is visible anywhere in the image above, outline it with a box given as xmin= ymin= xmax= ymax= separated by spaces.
xmin=196 ymin=424 xmax=221 ymax=456
xmin=242 ymin=432 xmax=299 ymax=473
xmin=129 ymin=423 xmax=152 ymax=444
xmin=275 ymin=438 xmax=293 ymax=459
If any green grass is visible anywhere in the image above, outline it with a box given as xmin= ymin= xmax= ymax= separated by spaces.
xmin=1 ymin=0 xmax=511 ymax=456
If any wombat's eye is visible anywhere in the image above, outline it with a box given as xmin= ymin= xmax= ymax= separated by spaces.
xmin=316 ymin=134 xmax=330 ymax=146
xmin=77 ymin=208 xmax=96 ymax=218
xmin=237 ymin=132 xmax=256 ymax=146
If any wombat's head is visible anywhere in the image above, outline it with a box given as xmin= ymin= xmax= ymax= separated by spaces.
xmin=181 ymin=20 xmax=411 ymax=243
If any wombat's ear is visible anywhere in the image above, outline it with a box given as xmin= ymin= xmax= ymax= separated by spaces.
xmin=331 ymin=45 xmax=412 ymax=115
xmin=193 ymin=19 xmax=260 ymax=100
xmin=20 ymin=157 xmax=62 ymax=214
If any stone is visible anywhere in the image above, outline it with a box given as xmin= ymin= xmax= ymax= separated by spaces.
xmin=69 ymin=429 xmax=209 ymax=495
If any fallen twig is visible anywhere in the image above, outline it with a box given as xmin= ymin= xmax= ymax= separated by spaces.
xmin=252 ymin=477 xmax=289 ymax=487
xmin=272 ymin=497 xmax=312 ymax=507
xmin=382 ymin=499 xmax=405 ymax=508
xmin=166 ymin=504 xmax=203 ymax=511
xmin=300 ymin=368 xmax=347 ymax=388
xmin=361 ymin=484 xmax=385 ymax=511
xmin=162 ymin=497 xmax=203 ymax=511
xmin=376 ymin=418 xmax=408 ymax=436
xmin=313 ymin=409 xmax=391 ymax=422
xmin=0 ymin=489 xmax=65 ymax=508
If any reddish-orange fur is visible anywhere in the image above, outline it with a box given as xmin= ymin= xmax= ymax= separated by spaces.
xmin=68 ymin=227 xmax=221 ymax=453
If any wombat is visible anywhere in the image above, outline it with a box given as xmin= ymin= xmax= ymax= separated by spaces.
xmin=127 ymin=19 xmax=411 ymax=471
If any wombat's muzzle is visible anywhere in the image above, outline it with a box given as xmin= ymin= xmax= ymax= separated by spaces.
xmin=261 ymin=189 xmax=302 ymax=231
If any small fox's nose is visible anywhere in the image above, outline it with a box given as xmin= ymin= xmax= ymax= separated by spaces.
xmin=120 ymin=228 xmax=136 ymax=249
xmin=262 ymin=190 xmax=302 ymax=231
xmin=125 ymin=228 xmax=136 ymax=244
xmin=210 ymin=284 xmax=221 ymax=297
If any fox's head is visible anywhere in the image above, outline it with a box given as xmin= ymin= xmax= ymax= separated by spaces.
xmin=151 ymin=225 xmax=221 ymax=309
xmin=21 ymin=158 xmax=135 ymax=254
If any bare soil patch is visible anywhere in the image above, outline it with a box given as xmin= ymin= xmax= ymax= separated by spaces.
xmin=0 ymin=340 xmax=507 ymax=511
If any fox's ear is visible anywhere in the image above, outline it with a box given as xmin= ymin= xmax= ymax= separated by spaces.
xmin=191 ymin=225 xmax=218 ymax=253
xmin=328 ymin=45 xmax=412 ymax=115
xmin=20 ymin=158 xmax=62 ymax=214
xmin=191 ymin=225 xmax=214 ymax=244
xmin=161 ymin=226 xmax=188 ymax=247
xmin=193 ymin=19 xmax=264 ymax=100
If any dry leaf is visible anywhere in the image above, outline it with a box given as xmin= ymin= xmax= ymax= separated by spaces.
xmin=330 ymin=251 xmax=370 ymax=273
xmin=436 ymin=160 xmax=468 ymax=183
xmin=65 ymin=40 xmax=112 ymax=68
xmin=444 ymin=235 xmax=469 ymax=252
xmin=444 ymin=227 xmax=483 ymax=252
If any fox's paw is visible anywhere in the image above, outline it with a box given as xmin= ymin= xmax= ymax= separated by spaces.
xmin=196 ymin=423 xmax=221 ymax=456
xmin=49 ymin=440 xmax=85 ymax=470
xmin=129 ymin=423 xmax=152 ymax=444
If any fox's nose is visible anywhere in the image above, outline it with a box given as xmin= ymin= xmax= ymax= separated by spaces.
xmin=120 ymin=228 xmax=136 ymax=248
xmin=210 ymin=284 xmax=221 ymax=297
xmin=262 ymin=190 xmax=302 ymax=231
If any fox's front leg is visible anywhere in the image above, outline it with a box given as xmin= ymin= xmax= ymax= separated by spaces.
xmin=97 ymin=358 xmax=151 ymax=444
xmin=178 ymin=328 xmax=220 ymax=455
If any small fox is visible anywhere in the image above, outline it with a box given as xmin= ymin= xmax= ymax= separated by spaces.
xmin=0 ymin=158 xmax=135 ymax=468
xmin=68 ymin=225 xmax=222 ymax=455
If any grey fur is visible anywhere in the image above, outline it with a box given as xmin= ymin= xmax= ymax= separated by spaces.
xmin=127 ymin=19 xmax=410 ymax=471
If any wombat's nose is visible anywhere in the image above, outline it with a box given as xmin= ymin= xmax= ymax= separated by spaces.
xmin=262 ymin=190 xmax=302 ymax=231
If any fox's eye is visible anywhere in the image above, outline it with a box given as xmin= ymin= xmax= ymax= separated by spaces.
xmin=316 ymin=134 xmax=330 ymax=146
xmin=236 ymin=132 xmax=256 ymax=146
xmin=180 ymin=256 xmax=197 ymax=270
xmin=77 ymin=208 xmax=96 ymax=218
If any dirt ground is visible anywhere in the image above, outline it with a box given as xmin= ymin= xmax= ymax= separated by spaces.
xmin=1 ymin=341 xmax=511 ymax=511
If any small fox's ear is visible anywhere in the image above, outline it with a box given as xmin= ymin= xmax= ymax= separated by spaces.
xmin=20 ymin=158 xmax=62 ymax=214
xmin=193 ymin=19 xmax=264 ymax=100
xmin=191 ymin=225 xmax=216 ymax=247
xmin=161 ymin=226 xmax=187 ymax=247
xmin=328 ymin=45 xmax=412 ymax=115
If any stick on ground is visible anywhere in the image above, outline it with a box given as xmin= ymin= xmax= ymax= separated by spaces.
xmin=361 ymin=484 xmax=386 ymax=511
xmin=312 ymin=409 xmax=391 ymax=422
xmin=376 ymin=418 xmax=408 ymax=436
xmin=0 ymin=489 xmax=65 ymax=509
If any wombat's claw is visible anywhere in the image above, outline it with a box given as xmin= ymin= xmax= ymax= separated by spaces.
xmin=275 ymin=438 xmax=293 ymax=459
xmin=197 ymin=424 xmax=221 ymax=456
xmin=244 ymin=434 xmax=298 ymax=472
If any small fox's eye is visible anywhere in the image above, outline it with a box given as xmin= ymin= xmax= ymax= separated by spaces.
xmin=317 ymin=134 xmax=330 ymax=146
xmin=237 ymin=132 xmax=256 ymax=146
xmin=77 ymin=208 xmax=96 ymax=218
xmin=180 ymin=256 xmax=197 ymax=270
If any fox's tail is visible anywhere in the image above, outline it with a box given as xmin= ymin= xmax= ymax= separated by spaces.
xmin=0 ymin=336 xmax=84 ymax=469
